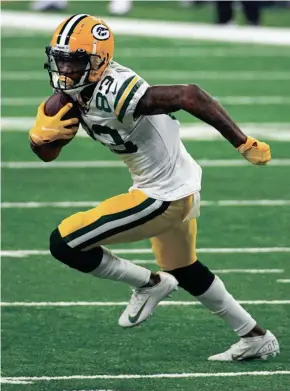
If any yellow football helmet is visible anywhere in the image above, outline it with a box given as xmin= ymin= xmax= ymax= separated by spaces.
xmin=45 ymin=14 xmax=114 ymax=94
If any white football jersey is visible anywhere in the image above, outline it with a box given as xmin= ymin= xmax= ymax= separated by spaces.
xmin=76 ymin=61 xmax=202 ymax=201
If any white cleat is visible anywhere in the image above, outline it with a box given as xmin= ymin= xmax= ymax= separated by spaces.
xmin=208 ymin=330 xmax=280 ymax=361
xmin=119 ymin=272 xmax=178 ymax=328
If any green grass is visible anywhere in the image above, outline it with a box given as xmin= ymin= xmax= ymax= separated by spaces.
xmin=3 ymin=133 xmax=290 ymax=161
xmin=1 ymin=8 xmax=290 ymax=390
xmin=2 ymin=376 xmax=290 ymax=391
xmin=2 ymin=253 xmax=290 ymax=302
xmin=2 ymin=133 xmax=290 ymax=390
xmin=3 ymin=204 xmax=290 ymax=249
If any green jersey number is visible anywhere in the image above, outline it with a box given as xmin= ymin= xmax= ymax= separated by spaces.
xmin=96 ymin=76 xmax=115 ymax=112
xmin=92 ymin=125 xmax=138 ymax=154
xmin=95 ymin=92 xmax=112 ymax=113
xmin=81 ymin=77 xmax=137 ymax=154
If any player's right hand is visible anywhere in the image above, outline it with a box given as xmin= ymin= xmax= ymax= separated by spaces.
xmin=237 ymin=136 xmax=271 ymax=165
xmin=29 ymin=102 xmax=79 ymax=146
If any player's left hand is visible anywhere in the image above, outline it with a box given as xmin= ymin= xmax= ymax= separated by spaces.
xmin=237 ymin=136 xmax=271 ymax=165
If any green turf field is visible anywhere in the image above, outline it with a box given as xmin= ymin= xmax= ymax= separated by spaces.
xmin=1 ymin=4 xmax=290 ymax=391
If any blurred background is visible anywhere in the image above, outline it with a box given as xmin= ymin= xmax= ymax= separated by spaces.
xmin=2 ymin=0 xmax=290 ymax=24
xmin=1 ymin=2 xmax=290 ymax=391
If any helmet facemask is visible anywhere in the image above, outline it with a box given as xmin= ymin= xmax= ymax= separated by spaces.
xmin=45 ymin=46 xmax=106 ymax=94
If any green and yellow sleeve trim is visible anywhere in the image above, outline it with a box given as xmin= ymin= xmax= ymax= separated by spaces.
xmin=114 ymin=75 xmax=144 ymax=123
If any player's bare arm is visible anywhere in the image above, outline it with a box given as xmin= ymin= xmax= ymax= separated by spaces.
xmin=135 ymin=84 xmax=246 ymax=148
xmin=135 ymin=84 xmax=271 ymax=164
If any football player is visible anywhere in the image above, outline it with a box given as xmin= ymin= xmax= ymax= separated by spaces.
xmin=29 ymin=14 xmax=279 ymax=361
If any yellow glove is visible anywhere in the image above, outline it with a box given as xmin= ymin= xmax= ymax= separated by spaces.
xmin=29 ymin=102 xmax=79 ymax=146
xmin=237 ymin=136 xmax=271 ymax=165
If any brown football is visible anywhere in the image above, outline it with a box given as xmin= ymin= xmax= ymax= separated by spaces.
xmin=44 ymin=91 xmax=80 ymax=148
xmin=44 ymin=91 xmax=81 ymax=126
xmin=30 ymin=92 xmax=81 ymax=162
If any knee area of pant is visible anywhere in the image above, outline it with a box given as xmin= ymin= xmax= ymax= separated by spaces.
xmin=49 ymin=228 xmax=104 ymax=272
xmin=49 ymin=228 xmax=67 ymax=261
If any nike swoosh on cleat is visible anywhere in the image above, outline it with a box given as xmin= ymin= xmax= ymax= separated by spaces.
xmin=231 ymin=348 xmax=253 ymax=361
xmin=128 ymin=297 xmax=150 ymax=324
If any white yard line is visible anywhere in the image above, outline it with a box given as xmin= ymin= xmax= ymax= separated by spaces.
xmin=1 ymin=252 xmax=284 ymax=274
xmin=0 ymin=379 xmax=32 ymax=384
xmin=3 ymin=47 xmax=290 ymax=58
xmin=1 ymin=29 xmax=50 ymax=37
xmin=0 ymin=250 xmax=284 ymax=273
xmin=109 ymin=248 xmax=290 ymax=254
xmin=2 ymin=371 xmax=290 ymax=385
xmin=2 ymin=200 xmax=290 ymax=208
xmin=134 ymin=266 xmax=285 ymax=273
xmin=2 ymin=371 xmax=290 ymax=383
xmin=3 ymin=96 xmax=290 ymax=106
xmin=2 ymin=11 xmax=290 ymax=45
xmin=1 ymin=201 xmax=101 ymax=208
xmin=221 ymin=96 xmax=290 ymax=104
xmin=3 ymin=71 xmax=290 ymax=81
xmin=2 ymin=118 xmax=290 ymax=141
xmin=2 ymin=159 xmax=290 ymax=169
xmin=1 ymin=248 xmax=290 ymax=258
xmin=179 ymin=124 xmax=290 ymax=141
xmin=1 ymin=161 xmax=124 ymax=168
xmin=277 ymin=279 xmax=290 ymax=283
xmin=1 ymin=300 xmax=290 ymax=307
xmin=1 ymin=250 xmax=51 ymax=258
xmin=203 ymin=200 xmax=290 ymax=206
